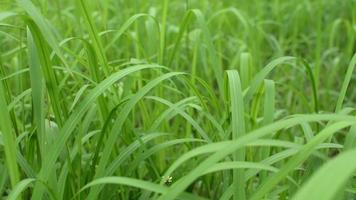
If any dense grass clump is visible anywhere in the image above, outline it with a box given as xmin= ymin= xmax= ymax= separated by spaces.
xmin=0 ymin=0 xmax=355 ymax=199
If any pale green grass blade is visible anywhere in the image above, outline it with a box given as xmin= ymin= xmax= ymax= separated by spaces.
xmin=146 ymin=96 xmax=211 ymax=141
xmin=157 ymin=114 xmax=356 ymax=200
xmin=106 ymin=132 xmax=168 ymax=176
xmin=239 ymin=53 xmax=252 ymax=90
xmin=0 ymin=78 xmax=20 ymax=188
xmin=226 ymin=70 xmax=246 ymax=200
xmin=262 ymin=79 xmax=275 ymax=125
xmin=7 ymin=89 xmax=31 ymax=111
xmin=104 ymin=14 xmax=160 ymax=53
xmin=259 ymin=79 xmax=275 ymax=179
xmin=204 ymin=161 xmax=298 ymax=190
xmin=0 ymin=12 xmax=17 ymax=21
xmin=77 ymin=176 xmax=207 ymax=200
xmin=148 ymin=96 xmax=198 ymax=130
xmin=335 ymin=54 xmax=356 ymax=112
xmin=344 ymin=125 xmax=356 ymax=150
xmin=292 ymin=148 xmax=356 ymax=200
xmin=68 ymin=84 xmax=89 ymax=112
xmin=208 ymin=7 xmax=249 ymax=31
xmin=244 ymin=56 xmax=295 ymax=103
xmin=133 ymin=138 xmax=206 ymax=167
xmin=159 ymin=0 xmax=169 ymax=64
xmin=250 ymin=122 xmax=355 ymax=200
xmin=7 ymin=178 xmax=35 ymax=200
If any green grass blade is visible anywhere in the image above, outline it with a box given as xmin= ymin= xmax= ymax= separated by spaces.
xmin=157 ymin=114 xmax=356 ymax=200
xmin=26 ymin=19 xmax=68 ymax=125
xmin=226 ymin=70 xmax=246 ymax=200
xmin=27 ymin=27 xmax=46 ymax=159
xmin=87 ymin=72 xmax=185 ymax=200
xmin=31 ymin=64 xmax=162 ymax=199
xmin=250 ymin=122 xmax=355 ymax=200
xmin=7 ymin=178 xmax=35 ymax=200
xmin=77 ymin=176 xmax=207 ymax=200
xmin=335 ymin=54 xmax=356 ymax=112
xmin=76 ymin=0 xmax=109 ymax=74
xmin=244 ymin=56 xmax=295 ymax=103
xmin=0 ymin=77 xmax=20 ymax=189
xmin=17 ymin=0 xmax=70 ymax=69
xmin=292 ymin=148 xmax=356 ymax=200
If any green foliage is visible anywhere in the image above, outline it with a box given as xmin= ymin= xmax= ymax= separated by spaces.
xmin=0 ymin=0 xmax=355 ymax=199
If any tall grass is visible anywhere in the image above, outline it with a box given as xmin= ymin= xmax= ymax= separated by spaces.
xmin=0 ymin=0 xmax=355 ymax=199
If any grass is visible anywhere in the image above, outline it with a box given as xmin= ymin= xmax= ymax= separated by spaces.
xmin=0 ymin=0 xmax=355 ymax=199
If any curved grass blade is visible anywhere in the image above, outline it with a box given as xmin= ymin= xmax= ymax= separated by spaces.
xmin=146 ymin=96 xmax=211 ymax=141
xmin=87 ymin=72 xmax=186 ymax=200
xmin=76 ymin=176 xmax=207 ymax=200
xmin=31 ymin=64 xmax=162 ymax=199
xmin=226 ymin=70 xmax=246 ymax=200
xmin=75 ymin=0 xmax=109 ymax=74
xmin=292 ymin=148 xmax=356 ymax=200
xmin=244 ymin=56 xmax=295 ymax=103
xmin=17 ymin=0 xmax=70 ymax=69
xmin=157 ymin=114 xmax=356 ymax=200
xmin=250 ymin=122 xmax=355 ymax=200
xmin=7 ymin=178 xmax=36 ymax=200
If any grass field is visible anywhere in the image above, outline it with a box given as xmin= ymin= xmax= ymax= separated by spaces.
xmin=0 ymin=0 xmax=355 ymax=199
